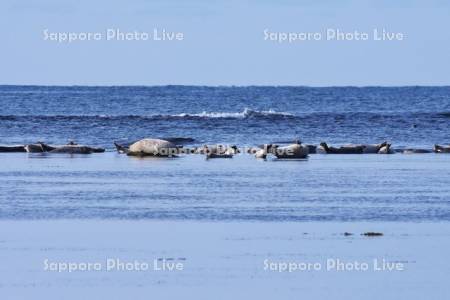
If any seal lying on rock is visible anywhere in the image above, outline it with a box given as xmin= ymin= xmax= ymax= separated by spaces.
xmin=319 ymin=142 xmax=364 ymax=154
xmin=401 ymin=148 xmax=432 ymax=154
xmin=25 ymin=142 xmax=56 ymax=153
xmin=0 ymin=145 xmax=26 ymax=152
xmin=114 ymin=138 xmax=178 ymax=157
xmin=361 ymin=142 xmax=389 ymax=154
xmin=25 ymin=141 xmax=104 ymax=154
xmin=318 ymin=142 xmax=389 ymax=154
xmin=272 ymin=140 xmax=309 ymax=159
xmin=50 ymin=145 xmax=105 ymax=154
xmin=434 ymin=144 xmax=450 ymax=153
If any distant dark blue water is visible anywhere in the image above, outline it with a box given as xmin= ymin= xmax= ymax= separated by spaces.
xmin=0 ymin=85 xmax=449 ymax=148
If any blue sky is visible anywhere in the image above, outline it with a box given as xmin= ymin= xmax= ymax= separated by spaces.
xmin=0 ymin=0 xmax=449 ymax=86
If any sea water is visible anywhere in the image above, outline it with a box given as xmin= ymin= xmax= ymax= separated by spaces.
xmin=0 ymin=86 xmax=449 ymax=221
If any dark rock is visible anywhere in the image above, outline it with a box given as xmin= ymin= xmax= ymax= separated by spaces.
xmin=362 ymin=232 xmax=383 ymax=237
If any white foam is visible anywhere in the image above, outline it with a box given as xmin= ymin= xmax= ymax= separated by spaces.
xmin=174 ymin=108 xmax=295 ymax=119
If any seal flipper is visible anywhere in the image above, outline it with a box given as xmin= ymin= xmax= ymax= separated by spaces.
xmin=114 ymin=142 xmax=128 ymax=154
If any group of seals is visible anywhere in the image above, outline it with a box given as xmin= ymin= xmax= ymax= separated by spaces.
xmin=311 ymin=142 xmax=450 ymax=155
xmin=2 ymin=138 xmax=449 ymax=158
xmin=248 ymin=141 xmax=450 ymax=157
xmin=114 ymin=140 xmax=241 ymax=159
xmin=247 ymin=141 xmax=387 ymax=159
xmin=0 ymin=141 xmax=105 ymax=154
xmin=114 ymin=139 xmax=309 ymax=159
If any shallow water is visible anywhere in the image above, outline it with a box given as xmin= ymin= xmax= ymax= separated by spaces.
xmin=2 ymin=220 xmax=449 ymax=300
xmin=1 ymin=152 xmax=449 ymax=221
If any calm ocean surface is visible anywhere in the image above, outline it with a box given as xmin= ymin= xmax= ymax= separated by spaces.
xmin=0 ymin=85 xmax=449 ymax=221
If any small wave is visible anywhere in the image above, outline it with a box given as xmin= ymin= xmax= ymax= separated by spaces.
xmin=0 ymin=109 xmax=296 ymax=121
xmin=438 ymin=112 xmax=450 ymax=118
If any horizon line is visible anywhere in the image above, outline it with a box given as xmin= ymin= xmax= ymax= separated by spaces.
xmin=1 ymin=84 xmax=450 ymax=88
